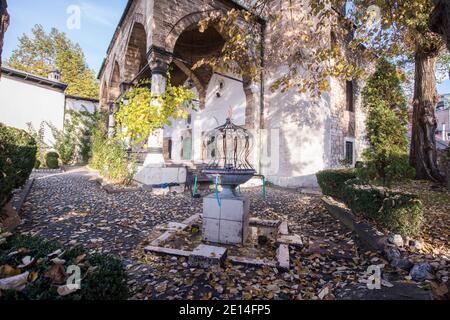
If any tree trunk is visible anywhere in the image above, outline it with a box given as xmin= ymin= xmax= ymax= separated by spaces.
xmin=0 ymin=0 xmax=9 ymax=72
xmin=430 ymin=0 xmax=450 ymax=52
xmin=410 ymin=48 xmax=444 ymax=182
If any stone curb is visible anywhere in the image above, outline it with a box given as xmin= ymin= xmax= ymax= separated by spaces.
xmin=14 ymin=178 xmax=35 ymax=214
xmin=321 ymin=196 xmax=420 ymax=274
xmin=322 ymin=196 xmax=386 ymax=251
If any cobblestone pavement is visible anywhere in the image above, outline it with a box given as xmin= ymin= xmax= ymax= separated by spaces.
xmin=17 ymin=167 xmax=431 ymax=300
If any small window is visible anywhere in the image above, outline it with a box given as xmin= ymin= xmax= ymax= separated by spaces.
xmin=345 ymin=141 xmax=354 ymax=165
xmin=346 ymin=80 xmax=354 ymax=112
xmin=187 ymin=114 xmax=192 ymax=125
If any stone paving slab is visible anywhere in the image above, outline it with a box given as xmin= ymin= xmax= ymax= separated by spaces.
xmin=188 ymin=245 xmax=228 ymax=268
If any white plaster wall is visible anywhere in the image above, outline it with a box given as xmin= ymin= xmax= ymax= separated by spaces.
xmin=164 ymin=73 xmax=247 ymax=162
xmin=65 ymin=98 xmax=98 ymax=114
xmin=0 ymin=76 xmax=65 ymax=145
xmin=262 ymin=66 xmax=332 ymax=188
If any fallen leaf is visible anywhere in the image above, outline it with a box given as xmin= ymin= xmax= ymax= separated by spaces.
xmin=51 ymin=258 xmax=66 ymax=265
xmin=18 ymin=256 xmax=35 ymax=268
xmin=28 ymin=271 xmax=39 ymax=283
xmin=44 ymin=264 xmax=67 ymax=284
xmin=0 ymin=265 xmax=21 ymax=278
xmin=0 ymin=272 xmax=29 ymax=291
xmin=47 ymin=249 xmax=63 ymax=258
xmin=75 ymin=254 xmax=86 ymax=264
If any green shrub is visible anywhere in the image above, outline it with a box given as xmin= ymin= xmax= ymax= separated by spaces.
xmin=90 ymin=121 xmax=136 ymax=185
xmin=34 ymin=160 xmax=41 ymax=169
xmin=361 ymin=58 xmax=414 ymax=186
xmin=316 ymin=169 xmax=357 ymax=200
xmin=45 ymin=152 xmax=60 ymax=169
xmin=343 ymin=184 xmax=423 ymax=237
xmin=0 ymin=123 xmax=37 ymax=208
xmin=0 ymin=235 xmax=129 ymax=300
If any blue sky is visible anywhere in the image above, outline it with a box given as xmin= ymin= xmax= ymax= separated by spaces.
xmin=3 ymin=0 xmax=128 ymax=75
xmin=3 ymin=0 xmax=450 ymax=93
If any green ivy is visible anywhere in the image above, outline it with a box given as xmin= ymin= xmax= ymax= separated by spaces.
xmin=115 ymin=77 xmax=196 ymax=146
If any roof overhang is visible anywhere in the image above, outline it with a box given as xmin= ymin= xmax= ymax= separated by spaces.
xmin=1 ymin=66 xmax=68 ymax=91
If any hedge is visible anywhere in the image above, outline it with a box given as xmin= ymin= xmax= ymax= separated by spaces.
xmin=317 ymin=169 xmax=423 ymax=237
xmin=343 ymin=183 xmax=423 ymax=237
xmin=316 ymin=169 xmax=357 ymax=200
xmin=45 ymin=152 xmax=60 ymax=169
xmin=0 ymin=123 xmax=37 ymax=209
xmin=0 ymin=235 xmax=129 ymax=300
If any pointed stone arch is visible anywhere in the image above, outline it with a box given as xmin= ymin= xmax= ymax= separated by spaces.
xmin=164 ymin=10 xmax=260 ymax=129
xmin=109 ymin=61 xmax=122 ymax=103
xmin=124 ymin=22 xmax=147 ymax=82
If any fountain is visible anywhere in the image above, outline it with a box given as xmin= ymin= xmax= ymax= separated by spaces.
xmin=202 ymin=118 xmax=256 ymax=245
xmin=144 ymin=117 xmax=303 ymax=270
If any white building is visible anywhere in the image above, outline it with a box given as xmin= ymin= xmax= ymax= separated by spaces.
xmin=0 ymin=66 xmax=99 ymax=146
xmin=436 ymin=94 xmax=450 ymax=143
xmin=0 ymin=67 xmax=67 ymax=145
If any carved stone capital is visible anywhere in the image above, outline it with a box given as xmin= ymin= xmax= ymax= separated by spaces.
xmin=147 ymin=46 xmax=172 ymax=75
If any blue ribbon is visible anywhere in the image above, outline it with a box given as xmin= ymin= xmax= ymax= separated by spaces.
xmin=215 ymin=176 xmax=221 ymax=207
xmin=192 ymin=176 xmax=198 ymax=197
xmin=262 ymin=176 xmax=267 ymax=200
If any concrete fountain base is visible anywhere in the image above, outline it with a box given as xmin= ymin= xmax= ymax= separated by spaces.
xmin=202 ymin=193 xmax=250 ymax=245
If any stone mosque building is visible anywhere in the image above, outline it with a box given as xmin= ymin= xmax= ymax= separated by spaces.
xmin=98 ymin=0 xmax=367 ymax=188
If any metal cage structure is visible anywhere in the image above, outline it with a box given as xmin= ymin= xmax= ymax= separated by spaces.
xmin=202 ymin=118 xmax=256 ymax=197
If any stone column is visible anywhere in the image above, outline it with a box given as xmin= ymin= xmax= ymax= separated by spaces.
xmin=143 ymin=48 xmax=171 ymax=167
xmin=107 ymin=103 xmax=116 ymax=138
xmin=192 ymin=113 xmax=203 ymax=163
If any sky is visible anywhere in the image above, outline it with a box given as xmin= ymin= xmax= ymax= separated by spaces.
xmin=3 ymin=0 xmax=128 ymax=75
xmin=2 ymin=0 xmax=450 ymax=94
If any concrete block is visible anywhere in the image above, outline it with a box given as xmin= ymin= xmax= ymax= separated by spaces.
xmin=221 ymin=197 xmax=244 ymax=221
xmin=219 ymin=219 xmax=246 ymax=244
xmin=134 ymin=166 xmax=187 ymax=186
xmin=188 ymin=245 xmax=227 ymax=268
xmin=277 ymin=234 xmax=303 ymax=248
xmin=203 ymin=194 xmax=221 ymax=219
xmin=166 ymin=222 xmax=187 ymax=231
xmin=277 ymin=244 xmax=290 ymax=270
xmin=145 ymin=246 xmax=191 ymax=257
xmin=202 ymin=218 xmax=220 ymax=243
xmin=278 ymin=221 xmax=289 ymax=235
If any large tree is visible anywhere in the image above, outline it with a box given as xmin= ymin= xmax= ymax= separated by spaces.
xmin=361 ymin=0 xmax=446 ymax=182
xmin=7 ymin=25 xmax=99 ymax=99
xmin=430 ymin=0 xmax=450 ymax=52
xmin=0 ymin=0 xmax=9 ymax=73
xmin=199 ymin=0 xmax=445 ymax=182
